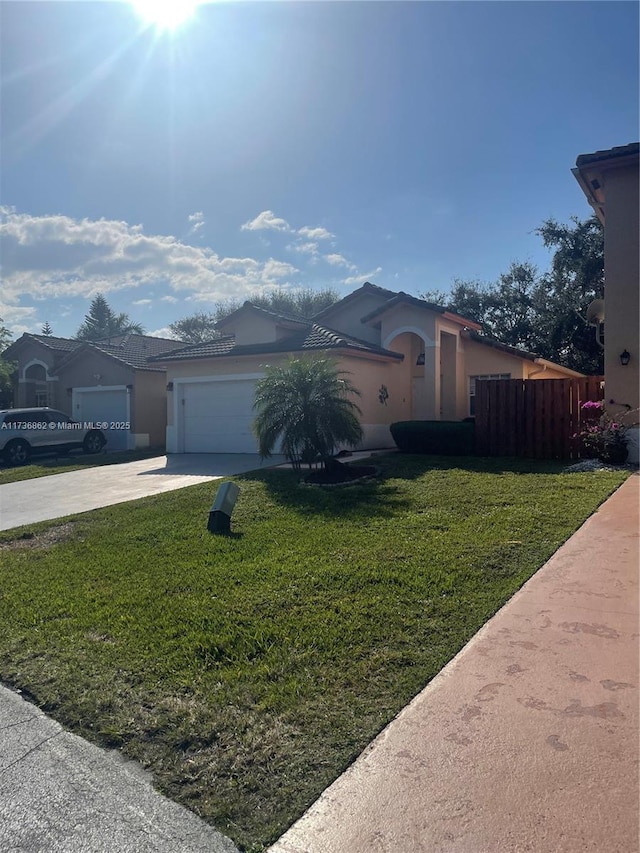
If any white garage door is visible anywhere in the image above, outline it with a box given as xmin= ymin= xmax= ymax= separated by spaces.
xmin=182 ymin=379 xmax=258 ymax=453
xmin=73 ymin=388 xmax=129 ymax=451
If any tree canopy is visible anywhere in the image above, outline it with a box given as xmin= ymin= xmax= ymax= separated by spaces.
xmin=0 ymin=318 xmax=15 ymax=408
xmin=169 ymin=288 xmax=340 ymax=344
xmin=76 ymin=294 xmax=144 ymax=341
xmin=41 ymin=321 xmax=53 ymax=336
xmin=421 ymin=216 xmax=604 ymax=374
xmin=253 ymin=356 xmax=363 ymax=470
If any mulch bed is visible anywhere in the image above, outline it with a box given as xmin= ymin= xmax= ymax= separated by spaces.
xmin=303 ymin=464 xmax=378 ymax=486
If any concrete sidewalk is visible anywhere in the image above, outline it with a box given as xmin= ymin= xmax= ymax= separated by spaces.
xmin=0 ymin=685 xmax=238 ymax=853
xmin=269 ymin=474 xmax=639 ymax=853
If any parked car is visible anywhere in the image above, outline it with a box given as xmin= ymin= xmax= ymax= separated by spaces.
xmin=0 ymin=408 xmax=106 ymax=466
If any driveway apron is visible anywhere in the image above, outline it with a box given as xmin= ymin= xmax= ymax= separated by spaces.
xmin=0 ymin=454 xmax=285 ymax=531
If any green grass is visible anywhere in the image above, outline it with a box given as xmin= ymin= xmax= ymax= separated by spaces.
xmin=0 ymin=454 xmax=628 ymax=851
xmin=0 ymin=447 xmax=164 ymax=484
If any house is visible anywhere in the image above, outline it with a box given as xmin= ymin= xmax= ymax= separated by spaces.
xmin=3 ymin=333 xmax=182 ymax=450
xmin=572 ymin=142 xmax=639 ymax=463
xmin=151 ymin=283 xmax=582 ymax=454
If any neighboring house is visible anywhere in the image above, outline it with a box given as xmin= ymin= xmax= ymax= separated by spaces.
xmin=3 ymin=333 xmax=182 ymax=450
xmin=572 ymin=141 xmax=640 ymax=463
xmin=151 ymin=283 xmax=582 ymax=454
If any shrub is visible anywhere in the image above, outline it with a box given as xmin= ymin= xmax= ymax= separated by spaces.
xmin=390 ymin=420 xmax=475 ymax=455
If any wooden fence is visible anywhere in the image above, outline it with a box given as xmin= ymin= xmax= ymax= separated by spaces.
xmin=474 ymin=376 xmax=605 ymax=460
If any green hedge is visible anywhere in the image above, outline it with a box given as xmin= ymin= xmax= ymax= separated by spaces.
xmin=390 ymin=420 xmax=475 ymax=455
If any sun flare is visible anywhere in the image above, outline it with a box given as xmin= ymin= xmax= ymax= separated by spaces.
xmin=131 ymin=0 xmax=200 ymax=32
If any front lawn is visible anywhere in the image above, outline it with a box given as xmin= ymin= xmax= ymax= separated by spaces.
xmin=0 ymin=455 xmax=628 ymax=851
xmin=0 ymin=447 xmax=164 ymax=485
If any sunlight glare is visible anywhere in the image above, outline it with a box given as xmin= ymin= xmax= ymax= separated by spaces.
xmin=131 ymin=0 xmax=200 ymax=32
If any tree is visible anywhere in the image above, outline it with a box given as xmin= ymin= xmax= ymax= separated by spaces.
xmin=249 ymin=287 xmax=340 ymax=319
xmin=253 ymin=356 xmax=363 ymax=470
xmin=169 ymin=312 xmax=220 ymax=344
xmin=421 ymin=215 xmax=604 ymax=374
xmin=0 ymin=318 xmax=15 ymax=408
xmin=76 ymin=294 xmax=144 ymax=341
xmin=533 ymin=216 xmax=604 ymax=374
xmin=41 ymin=321 xmax=53 ymax=336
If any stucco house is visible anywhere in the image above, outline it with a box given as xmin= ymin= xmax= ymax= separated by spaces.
xmin=3 ymin=333 xmax=182 ymax=450
xmin=151 ymin=283 xmax=582 ymax=454
xmin=572 ymin=142 xmax=639 ymax=463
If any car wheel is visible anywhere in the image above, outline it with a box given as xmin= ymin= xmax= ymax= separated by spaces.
xmin=83 ymin=430 xmax=106 ymax=455
xmin=82 ymin=430 xmax=107 ymax=453
xmin=4 ymin=439 xmax=31 ymax=466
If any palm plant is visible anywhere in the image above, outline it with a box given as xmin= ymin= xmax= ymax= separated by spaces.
xmin=253 ymin=357 xmax=363 ymax=470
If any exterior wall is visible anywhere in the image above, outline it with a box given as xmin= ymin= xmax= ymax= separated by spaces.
xmin=603 ymin=164 xmax=639 ymax=424
xmin=220 ymin=313 xmax=278 ymax=346
xmin=61 ymin=354 xmax=134 ymax=420
xmin=162 ymin=351 xmax=407 ymax=452
xmin=13 ymin=343 xmax=62 ymax=409
xmin=318 ymin=293 xmax=391 ymax=345
xmin=131 ymin=370 xmax=168 ymax=448
xmin=336 ymin=354 xmax=410 ymax=449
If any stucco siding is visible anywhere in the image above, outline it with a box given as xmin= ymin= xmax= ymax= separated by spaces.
xmin=318 ymin=293 xmax=390 ymax=345
xmin=222 ymin=313 xmax=278 ymax=346
xmin=603 ymin=164 xmax=639 ymax=416
xmin=132 ymin=371 xmax=168 ymax=447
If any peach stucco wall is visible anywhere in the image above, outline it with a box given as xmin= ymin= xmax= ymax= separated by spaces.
xmin=602 ymin=163 xmax=639 ymax=419
xmin=318 ymin=292 xmax=392 ymax=346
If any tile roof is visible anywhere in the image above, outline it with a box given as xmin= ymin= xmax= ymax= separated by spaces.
xmin=21 ymin=334 xmax=79 ymax=352
xmin=360 ymin=292 xmax=482 ymax=330
xmin=8 ymin=332 xmax=185 ymax=370
xmin=149 ymin=325 xmax=404 ymax=362
xmin=215 ymin=301 xmax=309 ymax=329
xmin=312 ymin=282 xmax=398 ymax=320
xmin=575 ymin=142 xmax=639 ymax=168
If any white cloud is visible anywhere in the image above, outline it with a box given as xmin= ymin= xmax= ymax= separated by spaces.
xmin=298 ymin=225 xmax=334 ymax=240
xmin=188 ymin=211 xmax=205 ymax=234
xmin=160 ymin=295 xmax=178 ymax=303
xmin=132 ymin=298 xmax=152 ymax=306
xmin=0 ymin=207 xmax=301 ymax=316
xmin=241 ymin=210 xmax=291 ymax=233
xmin=0 ymin=302 xmax=37 ymax=337
xmin=324 ymin=253 xmax=356 ymax=270
xmin=149 ymin=327 xmax=180 ymax=339
xmin=343 ymin=267 xmax=383 ymax=286
xmin=288 ymin=241 xmax=320 ymax=261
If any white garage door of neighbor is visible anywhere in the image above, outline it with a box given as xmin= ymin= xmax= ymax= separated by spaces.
xmin=74 ymin=388 xmax=129 ymax=450
xmin=182 ymin=380 xmax=258 ymax=453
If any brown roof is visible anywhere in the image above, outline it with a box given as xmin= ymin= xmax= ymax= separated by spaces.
xmin=575 ymin=142 xmax=639 ymax=168
xmin=149 ymin=324 xmax=404 ymax=363
xmin=360 ymin=292 xmax=482 ymax=330
xmin=215 ymin=301 xmax=309 ymax=330
xmin=5 ymin=332 xmax=184 ymax=371
xmin=312 ymin=282 xmax=398 ymax=321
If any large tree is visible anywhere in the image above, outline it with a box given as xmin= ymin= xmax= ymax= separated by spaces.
xmin=253 ymin=356 xmax=363 ymax=470
xmin=76 ymin=294 xmax=144 ymax=341
xmin=421 ymin=216 xmax=604 ymax=374
xmin=170 ymin=288 xmax=340 ymax=344
xmin=0 ymin=318 xmax=15 ymax=408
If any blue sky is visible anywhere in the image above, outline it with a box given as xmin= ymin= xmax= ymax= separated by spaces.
xmin=1 ymin=0 xmax=638 ymax=339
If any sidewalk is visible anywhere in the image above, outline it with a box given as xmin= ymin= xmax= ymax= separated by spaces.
xmin=269 ymin=474 xmax=639 ymax=853
xmin=0 ymin=684 xmax=238 ymax=853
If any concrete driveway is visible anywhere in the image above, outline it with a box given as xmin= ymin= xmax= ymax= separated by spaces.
xmin=0 ymin=453 xmax=285 ymax=532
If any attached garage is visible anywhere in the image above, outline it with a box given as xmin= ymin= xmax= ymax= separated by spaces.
xmin=72 ymin=386 xmax=130 ymax=451
xmin=179 ymin=377 xmax=260 ymax=453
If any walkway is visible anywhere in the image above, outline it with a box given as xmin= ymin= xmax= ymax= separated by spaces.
xmin=269 ymin=474 xmax=639 ymax=853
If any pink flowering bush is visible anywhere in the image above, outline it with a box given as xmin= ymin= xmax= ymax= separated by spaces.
xmin=575 ymin=401 xmax=629 ymax=463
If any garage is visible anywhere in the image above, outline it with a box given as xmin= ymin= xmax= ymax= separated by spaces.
xmin=181 ymin=379 xmax=259 ymax=453
xmin=72 ymin=386 xmax=130 ymax=451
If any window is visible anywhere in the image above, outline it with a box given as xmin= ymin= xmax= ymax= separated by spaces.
xmin=469 ymin=374 xmax=510 ymax=416
xmin=35 ymin=389 xmax=50 ymax=407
